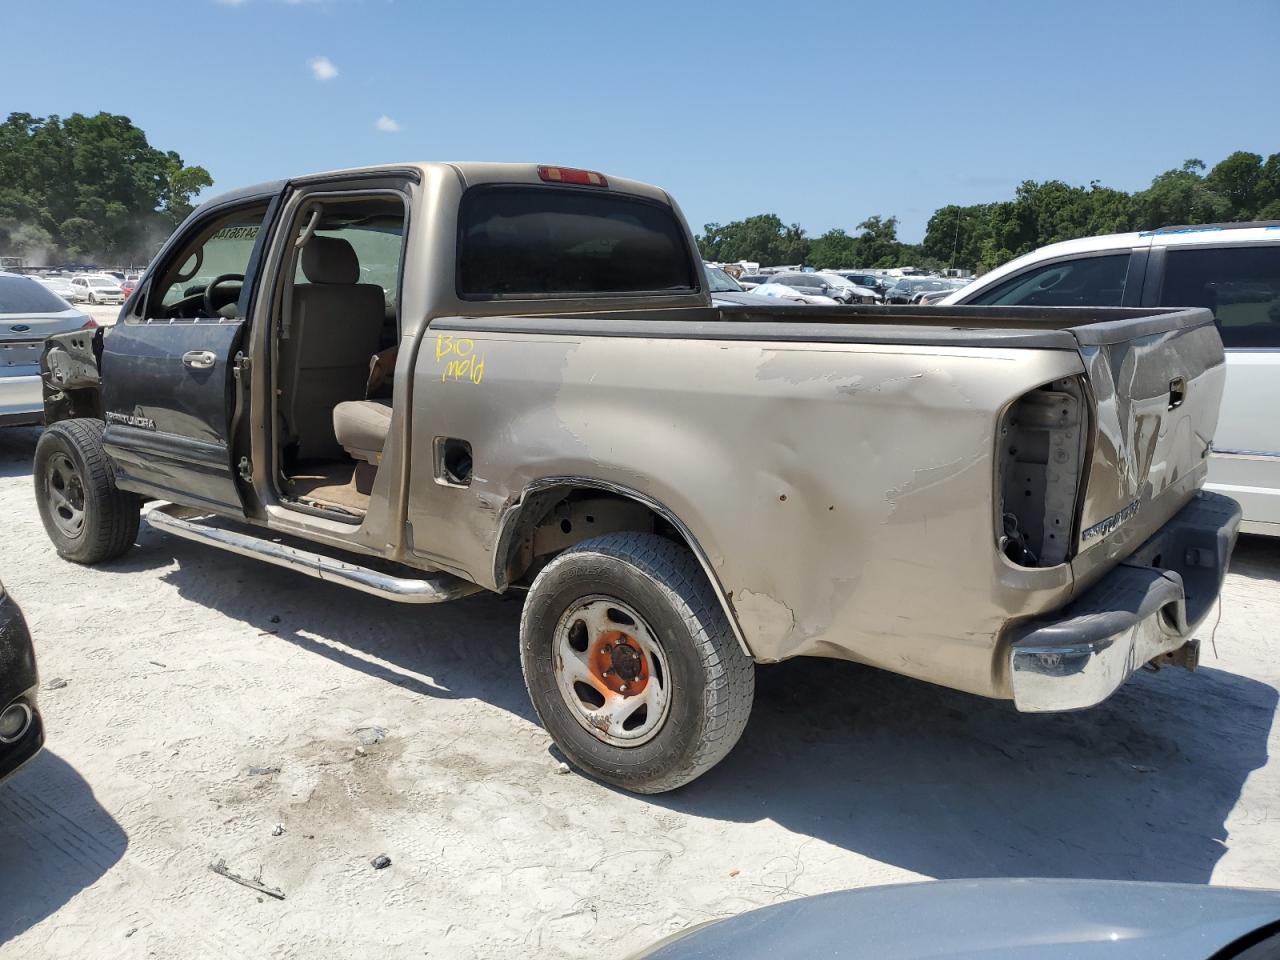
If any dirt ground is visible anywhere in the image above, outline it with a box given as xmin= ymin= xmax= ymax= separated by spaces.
xmin=2 ymin=422 xmax=1279 ymax=960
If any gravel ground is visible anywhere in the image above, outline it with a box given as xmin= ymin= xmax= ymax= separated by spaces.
xmin=2 ymin=422 xmax=1279 ymax=959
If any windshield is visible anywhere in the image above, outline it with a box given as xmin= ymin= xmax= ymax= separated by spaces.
xmin=705 ymin=265 xmax=744 ymax=293
xmin=0 ymin=275 xmax=74 ymax=313
xmin=88 ymin=278 xmax=116 ymax=287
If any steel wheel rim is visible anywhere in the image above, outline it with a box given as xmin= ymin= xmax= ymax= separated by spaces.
xmin=46 ymin=452 xmax=86 ymax=540
xmin=552 ymin=595 xmax=671 ymax=747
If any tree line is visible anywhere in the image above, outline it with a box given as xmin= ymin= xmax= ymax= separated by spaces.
xmin=0 ymin=112 xmax=213 ymax=266
xmin=697 ymin=150 xmax=1280 ymax=273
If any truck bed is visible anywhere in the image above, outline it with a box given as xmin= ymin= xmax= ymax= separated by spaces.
xmin=436 ymin=305 xmax=1213 ymax=351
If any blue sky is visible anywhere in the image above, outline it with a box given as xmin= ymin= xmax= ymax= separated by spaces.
xmin=3 ymin=0 xmax=1277 ymax=241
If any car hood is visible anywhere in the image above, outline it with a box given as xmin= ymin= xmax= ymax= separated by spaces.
xmin=0 ymin=308 xmax=91 ymax=341
xmin=631 ymin=879 xmax=1280 ymax=960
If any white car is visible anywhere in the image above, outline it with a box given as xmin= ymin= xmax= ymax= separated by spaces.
xmin=940 ymin=222 xmax=1280 ymax=535
xmin=750 ymin=282 xmax=840 ymax=305
xmin=71 ymin=274 xmax=125 ymax=305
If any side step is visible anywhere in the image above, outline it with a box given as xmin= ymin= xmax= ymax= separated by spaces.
xmin=143 ymin=502 xmax=481 ymax=604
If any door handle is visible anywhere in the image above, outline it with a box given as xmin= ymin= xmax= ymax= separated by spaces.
xmin=182 ymin=350 xmax=216 ymax=370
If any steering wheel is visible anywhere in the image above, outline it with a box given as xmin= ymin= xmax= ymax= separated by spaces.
xmin=203 ymin=274 xmax=246 ymax=316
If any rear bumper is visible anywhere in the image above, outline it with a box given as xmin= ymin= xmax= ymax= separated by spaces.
xmin=1008 ymin=491 xmax=1241 ymax=713
xmin=0 ymin=372 xmax=44 ymax=426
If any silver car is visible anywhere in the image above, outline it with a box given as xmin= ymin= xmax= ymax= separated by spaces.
xmin=34 ymin=276 xmax=86 ymax=303
xmin=1 ymin=272 xmax=95 ymax=426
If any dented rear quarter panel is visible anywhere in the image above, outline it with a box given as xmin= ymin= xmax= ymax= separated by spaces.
xmin=405 ymin=324 xmax=1088 ymax=699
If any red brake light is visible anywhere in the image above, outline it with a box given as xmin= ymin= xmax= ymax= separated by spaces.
xmin=537 ymin=165 xmax=608 ymax=187
xmin=81 ymin=318 xmax=98 ymax=329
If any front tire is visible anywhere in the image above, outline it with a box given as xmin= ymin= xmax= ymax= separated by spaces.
xmin=520 ymin=532 xmax=754 ymax=793
xmin=34 ymin=419 xmax=140 ymax=564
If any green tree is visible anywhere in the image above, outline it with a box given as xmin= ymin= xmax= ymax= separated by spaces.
xmin=1204 ymin=151 xmax=1264 ymax=218
xmin=808 ymin=228 xmax=859 ymax=269
xmin=697 ymin=213 xmax=809 ymax=265
xmin=0 ymin=111 xmax=212 ymax=264
xmin=853 ymin=215 xmax=903 ymax=267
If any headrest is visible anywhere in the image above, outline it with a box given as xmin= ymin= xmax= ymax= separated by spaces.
xmin=302 ymin=236 xmax=359 ymax=284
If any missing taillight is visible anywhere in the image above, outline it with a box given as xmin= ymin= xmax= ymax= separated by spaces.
xmin=997 ymin=377 xmax=1088 ymax=567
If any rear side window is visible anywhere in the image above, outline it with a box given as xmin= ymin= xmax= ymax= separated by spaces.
xmin=458 ymin=186 xmax=696 ymax=299
xmin=0 ymin=275 xmax=72 ymax=314
xmin=968 ymin=253 xmax=1130 ymax=307
xmin=1161 ymin=244 xmax=1280 ymax=349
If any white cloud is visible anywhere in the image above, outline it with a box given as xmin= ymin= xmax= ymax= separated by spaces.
xmin=308 ymin=56 xmax=338 ymax=81
xmin=375 ymin=115 xmax=401 ymax=133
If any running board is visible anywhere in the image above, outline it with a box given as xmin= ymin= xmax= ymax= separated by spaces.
xmin=143 ymin=502 xmax=481 ymax=604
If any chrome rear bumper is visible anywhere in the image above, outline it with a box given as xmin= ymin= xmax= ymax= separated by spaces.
xmin=1008 ymin=491 xmax=1241 ymax=713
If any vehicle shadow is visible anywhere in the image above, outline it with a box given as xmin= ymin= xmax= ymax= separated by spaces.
xmin=0 ymin=751 xmax=128 ymax=945
xmin=1227 ymin=533 xmax=1280 ymax=585
xmin=650 ymin=655 xmax=1275 ymax=884
xmin=115 ymin=524 xmax=1276 ymax=886
xmin=0 ymin=425 xmax=40 ymax=480
xmin=117 ymin=528 xmax=537 ymax=722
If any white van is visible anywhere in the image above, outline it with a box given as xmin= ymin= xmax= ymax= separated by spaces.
xmin=941 ymin=222 xmax=1280 ymax=535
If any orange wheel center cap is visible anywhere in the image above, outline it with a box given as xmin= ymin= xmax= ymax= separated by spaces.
xmin=589 ymin=630 xmax=649 ymax=696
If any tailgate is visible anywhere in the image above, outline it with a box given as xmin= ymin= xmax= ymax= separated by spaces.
xmin=1071 ymin=308 xmax=1225 ymax=566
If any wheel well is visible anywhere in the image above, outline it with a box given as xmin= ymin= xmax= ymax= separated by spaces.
xmin=498 ymin=486 xmax=667 ymax=589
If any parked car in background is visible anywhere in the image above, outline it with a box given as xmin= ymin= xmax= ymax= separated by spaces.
xmin=749 ymin=281 xmax=840 ymax=304
xmin=0 ymin=579 xmax=43 ymax=785
xmin=627 ymin=879 xmax=1280 ymax=960
xmin=885 ymin=277 xmax=950 ymax=303
xmin=33 ymin=276 xmax=86 ymax=303
xmin=839 ymin=272 xmax=893 ymax=298
xmin=70 ymin=275 xmax=125 ymax=305
xmin=1 ymin=272 xmax=96 ymax=426
xmin=120 ymin=277 xmax=138 ymax=299
xmin=941 ymin=221 xmax=1280 ymax=536
xmin=769 ymin=272 xmax=877 ymax=303
xmin=704 ymin=264 xmax=799 ymax=307
xmin=736 ymin=273 xmax=770 ymax=289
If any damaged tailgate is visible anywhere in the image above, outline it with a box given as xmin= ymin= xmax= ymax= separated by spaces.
xmin=1069 ymin=307 xmax=1225 ymax=572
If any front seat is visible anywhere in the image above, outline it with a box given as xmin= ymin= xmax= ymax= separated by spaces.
xmin=278 ymin=236 xmax=386 ymax=460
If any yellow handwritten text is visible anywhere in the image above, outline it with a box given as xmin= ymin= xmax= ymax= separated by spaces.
xmin=436 ymin=334 xmax=485 ymax=384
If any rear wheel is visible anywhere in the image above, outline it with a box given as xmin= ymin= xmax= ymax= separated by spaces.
xmin=34 ymin=419 xmax=140 ymax=564
xmin=520 ymin=532 xmax=755 ymax=794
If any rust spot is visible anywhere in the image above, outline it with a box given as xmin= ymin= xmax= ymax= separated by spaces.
xmin=589 ymin=630 xmax=649 ymax=697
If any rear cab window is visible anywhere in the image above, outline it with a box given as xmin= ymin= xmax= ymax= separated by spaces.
xmin=457 ymin=186 xmax=697 ymax=299
xmin=1160 ymin=244 xmax=1280 ymax=349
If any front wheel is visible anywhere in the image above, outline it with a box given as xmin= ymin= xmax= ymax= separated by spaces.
xmin=34 ymin=419 xmax=141 ymax=564
xmin=520 ymin=532 xmax=755 ymax=794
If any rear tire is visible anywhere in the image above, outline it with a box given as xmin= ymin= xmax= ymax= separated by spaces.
xmin=520 ymin=532 xmax=755 ymax=794
xmin=34 ymin=419 xmax=140 ymax=564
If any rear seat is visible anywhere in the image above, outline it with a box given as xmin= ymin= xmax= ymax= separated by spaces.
xmin=333 ymin=400 xmax=392 ymax=464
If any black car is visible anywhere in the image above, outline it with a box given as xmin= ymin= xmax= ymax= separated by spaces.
xmin=0 ymin=579 xmax=43 ymax=783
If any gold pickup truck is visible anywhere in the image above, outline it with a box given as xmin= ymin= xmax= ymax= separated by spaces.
xmin=34 ymin=162 xmax=1240 ymax=793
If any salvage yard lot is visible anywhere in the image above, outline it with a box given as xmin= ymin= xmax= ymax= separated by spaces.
xmin=2 ymin=424 xmax=1280 ymax=959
